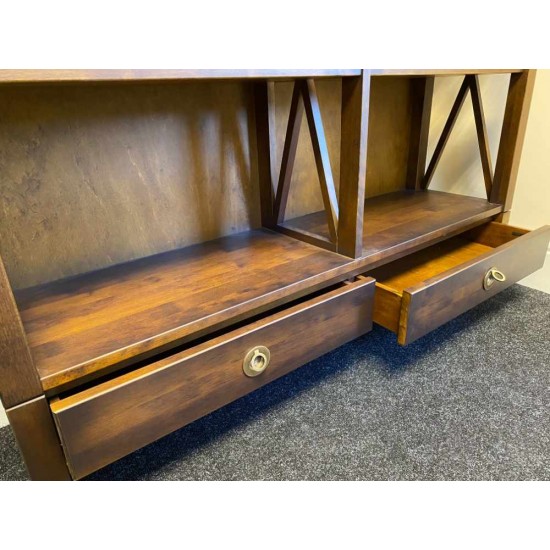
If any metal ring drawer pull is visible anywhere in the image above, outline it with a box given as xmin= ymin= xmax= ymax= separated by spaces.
xmin=483 ymin=267 xmax=507 ymax=291
xmin=243 ymin=346 xmax=271 ymax=377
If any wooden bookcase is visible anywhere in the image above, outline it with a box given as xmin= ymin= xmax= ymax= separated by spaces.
xmin=0 ymin=69 xmax=548 ymax=480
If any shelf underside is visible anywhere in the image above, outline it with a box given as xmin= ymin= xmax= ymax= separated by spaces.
xmin=17 ymin=190 xmax=502 ymax=393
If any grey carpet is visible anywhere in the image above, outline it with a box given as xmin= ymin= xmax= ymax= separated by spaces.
xmin=1 ymin=285 xmax=549 ymax=481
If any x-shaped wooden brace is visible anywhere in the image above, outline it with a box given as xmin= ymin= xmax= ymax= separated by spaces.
xmin=273 ymin=79 xmax=339 ymax=243
xmin=423 ymin=75 xmax=494 ymax=199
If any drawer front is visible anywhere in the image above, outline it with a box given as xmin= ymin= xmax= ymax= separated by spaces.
xmin=51 ymin=278 xmax=375 ymax=479
xmin=400 ymin=225 xmax=550 ymax=345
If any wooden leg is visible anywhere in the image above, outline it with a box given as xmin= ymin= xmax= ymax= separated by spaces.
xmin=7 ymin=395 xmax=72 ymax=481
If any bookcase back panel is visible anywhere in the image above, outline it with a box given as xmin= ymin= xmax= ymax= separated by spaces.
xmin=0 ymin=82 xmax=338 ymax=289
xmin=0 ymin=77 xmax=411 ymax=289
xmin=0 ymin=82 xmax=257 ymax=288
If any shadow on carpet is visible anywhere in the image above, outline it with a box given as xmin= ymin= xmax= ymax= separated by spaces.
xmin=1 ymin=285 xmax=549 ymax=481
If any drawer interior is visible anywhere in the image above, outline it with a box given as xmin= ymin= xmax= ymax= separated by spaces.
xmin=373 ymin=238 xmax=496 ymax=296
xmin=367 ymin=222 xmax=549 ymax=345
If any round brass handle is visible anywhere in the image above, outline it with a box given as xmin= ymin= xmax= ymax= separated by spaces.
xmin=483 ymin=267 xmax=506 ymax=291
xmin=243 ymin=346 xmax=271 ymax=377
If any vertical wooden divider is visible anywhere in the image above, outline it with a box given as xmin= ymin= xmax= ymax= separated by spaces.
xmin=338 ymin=70 xmax=371 ymax=258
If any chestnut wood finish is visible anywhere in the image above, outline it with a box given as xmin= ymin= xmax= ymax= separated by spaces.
xmin=16 ymin=230 xmax=354 ymax=393
xmin=469 ymin=75 xmax=494 ymax=198
xmin=15 ymin=190 xmax=504 ymax=395
xmin=6 ymin=396 xmax=71 ymax=480
xmin=371 ymin=70 xmax=523 ymax=77
xmin=277 ymin=190 xmax=503 ymax=264
xmin=0 ymin=68 xmax=542 ymax=480
xmin=365 ymin=77 xmax=414 ymax=199
xmin=302 ymin=79 xmax=339 ymax=243
xmin=338 ymin=71 xmax=371 ymax=257
xmin=369 ymin=223 xmax=550 ymax=345
xmin=253 ymin=81 xmax=277 ymax=228
xmin=0 ymin=69 xmax=361 ymax=84
xmin=0 ymin=256 xmax=43 ymax=409
xmin=51 ymin=278 xmax=376 ymax=479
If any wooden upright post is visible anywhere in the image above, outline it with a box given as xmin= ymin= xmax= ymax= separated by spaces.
xmin=338 ymin=70 xmax=371 ymax=258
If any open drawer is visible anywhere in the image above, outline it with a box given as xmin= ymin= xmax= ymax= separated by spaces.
xmin=368 ymin=222 xmax=550 ymax=346
xmin=50 ymin=277 xmax=375 ymax=479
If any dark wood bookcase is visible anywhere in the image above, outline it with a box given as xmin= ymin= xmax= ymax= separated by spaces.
xmin=0 ymin=69 xmax=548 ymax=480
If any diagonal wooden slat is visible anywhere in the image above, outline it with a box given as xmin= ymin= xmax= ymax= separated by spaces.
xmin=468 ymin=75 xmax=494 ymax=199
xmin=422 ymin=77 xmax=470 ymax=189
xmin=301 ymin=79 xmax=339 ymax=243
xmin=273 ymin=82 xmax=304 ymax=224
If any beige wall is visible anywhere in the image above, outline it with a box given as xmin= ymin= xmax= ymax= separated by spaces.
xmin=429 ymin=70 xmax=550 ymax=228
xmin=509 ymin=70 xmax=550 ymax=229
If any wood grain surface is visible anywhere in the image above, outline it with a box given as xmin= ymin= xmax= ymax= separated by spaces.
xmin=369 ymin=223 xmax=550 ymax=345
xmin=6 ymin=395 xmax=72 ymax=480
xmin=51 ymin=278 xmax=375 ymax=479
xmin=0 ymin=256 xmax=43 ymax=409
xmin=16 ymin=229 xmax=355 ymax=392
xmin=277 ymin=190 xmax=503 ymax=263
xmin=0 ymin=69 xmax=361 ymax=84
xmin=0 ymin=79 xmax=343 ymax=289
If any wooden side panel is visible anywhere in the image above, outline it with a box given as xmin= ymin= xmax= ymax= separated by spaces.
xmin=0 ymin=256 xmax=42 ymax=409
xmin=52 ymin=278 xmax=376 ymax=479
xmin=6 ymin=396 xmax=72 ymax=480
xmin=400 ymin=226 xmax=550 ymax=345
xmin=491 ymin=70 xmax=537 ymax=211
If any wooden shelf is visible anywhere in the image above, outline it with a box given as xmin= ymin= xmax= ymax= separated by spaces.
xmin=14 ymin=190 xmax=504 ymax=394
xmin=0 ymin=69 xmax=361 ymax=84
xmin=281 ymin=190 xmax=503 ymax=266
xmin=16 ymin=230 xmax=353 ymax=393
xmin=370 ymin=69 xmax=522 ymax=77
